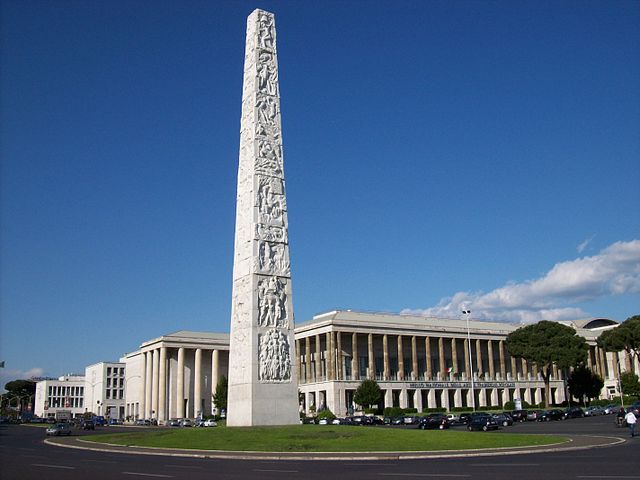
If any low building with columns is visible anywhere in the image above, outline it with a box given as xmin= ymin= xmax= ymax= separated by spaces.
xmin=122 ymin=312 xmax=635 ymax=422
xmin=296 ymin=311 xmax=633 ymax=417
xmin=123 ymin=331 xmax=229 ymax=422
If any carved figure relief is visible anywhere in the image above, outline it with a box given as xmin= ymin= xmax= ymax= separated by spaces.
xmin=257 ymin=13 xmax=274 ymax=50
xmin=258 ymin=329 xmax=291 ymax=382
xmin=255 ymin=139 xmax=283 ymax=176
xmin=256 ymin=224 xmax=287 ymax=243
xmin=257 ymin=176 xmax=286 ymax=224
xmin=256 ymin=95 xmax=279 ymax=127
xmin=257 ymin=241 xmax=290 ymax=276
xmin=257 ymin=276 xmax=288 ymax=328
xmin=257 ymin=51 xmax=278 ymax=96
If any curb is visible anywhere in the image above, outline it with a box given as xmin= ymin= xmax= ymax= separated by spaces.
xmin=44 ymin=434 xmax=628 ymax=461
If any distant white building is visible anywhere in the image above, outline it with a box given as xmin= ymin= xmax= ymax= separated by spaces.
xmin=34 ymin=375 xmax=86 ymax=419
xmin=84 ymin=361 xmax=126 ymax=419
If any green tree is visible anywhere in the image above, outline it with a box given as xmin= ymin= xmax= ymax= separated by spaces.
xmin=213 ymin=375 xmax=228 ymax=413
xmin=598 ymin=315 xmax=640 ymax=368
xmin=2 ymin=379 xmax=36 ymax=412
xmin=353 ymin=379 xmax=382 ymax=409
xmin=567 ymin=365 xmax=604 ymax=405
xmin=620 ymin=372 xmax=640 ymax=397
xmin=506 ymin=321 xmax=588 ymax=408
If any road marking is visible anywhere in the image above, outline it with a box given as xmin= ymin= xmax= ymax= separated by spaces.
xmin=253 ymin=469 xmax=300 ymax=473
xmin=122 ymin=473 xmax=174 ymax=478
xmin=378 ymin=475 xmax=470 ymax=478
xmin=31 ymin=464 xmax=76 ymax=470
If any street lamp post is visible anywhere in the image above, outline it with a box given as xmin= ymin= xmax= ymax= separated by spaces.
xmin=462 ymin=309 xmax=476 ymax=412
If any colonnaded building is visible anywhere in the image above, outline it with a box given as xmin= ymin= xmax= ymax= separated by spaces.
xmin=122 ymin=310 xmax=634 ymax=421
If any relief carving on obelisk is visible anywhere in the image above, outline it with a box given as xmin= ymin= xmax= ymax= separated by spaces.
xmin=227 ymin=9 xmax=298 ymax=425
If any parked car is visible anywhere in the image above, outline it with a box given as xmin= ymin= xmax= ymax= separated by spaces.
xmin=108 ymin=418 xmax=123 ymax=425
xmin=564 ymin=406 xmax=585 ymax=419
xmin=537 ymin=409 xmax=564 ymax=422
xmin=628 ymin=402 xmax=640 ymax=417
xmin=584 ymin=406 xmax=605 ymax=417
xmin=46 ymin=423 xmax=73 ymax=436
xmin=467 ymin=414 xmax=499 ymax=431
xmin=81 ymin=420 xmax=95 ymax=430
xmin=603 ymin=404 xmax=619 ymax=415
xmin=93 ymin=416 xmax=106 ymax=426
xmin=458 ymin=413 xmax=472 ymax=425
xmin=526 ymin=410 xmax=541 ymax=421
xmin=180 ymin=419 xmax=193 ymax=427
xmin=403 ymin=415 xmax=420 ymax=425
xmin=318 ymin=418 xmax=329 ymax=425
xmin=202 ymin=419 xmax=217 ymax=427
xmin=168 ymin=419 xmax=181 ymax=427
xmin=446 ymin=413 xmax=460 ymax=424
xmin=492 ymin=413 xmax=513 ymax=427
xmin=511 ymin=410 xmax=528 ymax=422
xmin=135 ymin=419 xmax=151 ymax=426
xmin=418 ymin=414 xmax=449 ymax=430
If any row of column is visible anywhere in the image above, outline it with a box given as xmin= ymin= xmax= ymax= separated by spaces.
xmin=139 ymin=347 xmax=221 ymax=422
xmin=297 ymin=332 xmax=570 ymax=384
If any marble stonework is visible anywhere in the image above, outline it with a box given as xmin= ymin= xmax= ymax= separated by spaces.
xmin=227 ymin=9 xmax=299 ymax=426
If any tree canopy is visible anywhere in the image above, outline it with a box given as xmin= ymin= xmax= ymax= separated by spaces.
xmin=567 ymin=365 xmax=604 ymax=405
xmin=353 ymin=379 xmax=382 ymax=409
xmin=620 ymin=372 xmax=640 ymax=397
xmin=597 ymin=315 xmax=640 ymax=366
xmin=4 ymin=380 xmax=35 ymax=397
xmin=506 ymin=320 xmax=588 ymax=407
xmin=213 ymin=375 xmax=228 ymax=413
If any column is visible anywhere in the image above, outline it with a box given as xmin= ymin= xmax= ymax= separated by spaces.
xmin=368 ymin=333 xmax=375 ymax=379
xmin=397 ymin=335 xmax=404 ymax=381
xmin=326 ymin=332 xmax=334 ymax=381
xmin=475 ymin=339 xmax=483 ymax=376
xmin=151 ymin=349 xmax=159 ymax=419
xmin=438 ymin=337 xmax=445 ymax=377
xmin=305 ymin=337 xmax=312 ymax=383
xmin=498 ymin=340 xmax=506 ymax=379
xmin=411 ymin=336 xmax=418 ymax=380
xmin=315 ymin=334 xmax=321 ymax=380
xmin=158 ymin=347 xmax=167 ymax=423
xmin=352 ymin=332 xmax=359 ymax=381
xmin=383 ymin=334 xmax=390 ymax=380
xmin=587 ymin=347 xmax=595 ymax=371
xmin=177 ymin=347 xmax=185 ymax=419
xmin=295 ymin=339 xmax=302 ymax=382
xmin=487 ymin=340 xmax=495 ymax=380
xmin=144 ymin=351 xmax=152 ymax=418
xmin=511 ymin=356 xmax=518 ymax=380
xmin=336 ymin=331 xmax=342 ymax=380
xmin=140 ymin=352 xmax=147 ymax=419
xmin=194 ymin=348 xmax=202 ymax=418
xmin=425 ymin=336 xmax=432 ymax=379
xmin=451 ymin=338 xmax=458 ymax=377
xmin=521 ymin=358 xmax=528 ymax=380
xmin=598 ymin=347 xmax=606 ymax=378
xmin=463 ymin=338 xmax=470 ymax=379
xmin=211 ymin=349 xmax=219 ymax=414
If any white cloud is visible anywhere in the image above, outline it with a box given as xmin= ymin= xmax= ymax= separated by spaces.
xmin=402 ymin=239 xmax=640 ymax=324
xmin=577 ymin=235 xmax=595 ymax=253
xmin=0 ymin=367 xmax=45 ymax=392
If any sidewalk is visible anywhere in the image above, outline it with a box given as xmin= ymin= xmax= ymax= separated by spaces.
xmin=45 ymin=434 xmax=628 ymax=461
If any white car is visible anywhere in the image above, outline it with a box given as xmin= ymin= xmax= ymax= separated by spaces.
xmin=203 ymin=419 xmax=217 ymax=427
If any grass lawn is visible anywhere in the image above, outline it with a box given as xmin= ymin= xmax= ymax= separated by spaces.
xmin=84 ymin=425 xmax=567 ymax=452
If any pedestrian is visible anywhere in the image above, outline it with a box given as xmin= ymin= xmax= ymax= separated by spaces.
xmin=624 ymin=410 xmax=637 ymax=438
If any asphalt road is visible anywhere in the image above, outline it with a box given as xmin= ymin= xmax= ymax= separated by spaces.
xmin=1 ymin=415 xmax=638 ymax=480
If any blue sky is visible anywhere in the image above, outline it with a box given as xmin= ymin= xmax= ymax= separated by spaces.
xmin=1 ymin=0 xmax=639 ymax=387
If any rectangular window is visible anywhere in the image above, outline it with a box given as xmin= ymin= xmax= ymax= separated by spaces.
xmin=107 ymin=367 xmax=112 ymax=376
xmin=107 ymin=378 xmax=111 ymax=388
xmin=106 ymin=390 xmax=111 ymax=399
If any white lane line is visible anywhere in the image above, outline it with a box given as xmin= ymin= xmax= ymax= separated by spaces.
xmin=378 ymin=475 xmax=470 ymax=478
xmin=31 ymin=464 xmax=76 ymax=470
xmin=253 ymin=469 xmax=300 ymax=473
xmin=122 ymin=473 xmax=174 ymax=478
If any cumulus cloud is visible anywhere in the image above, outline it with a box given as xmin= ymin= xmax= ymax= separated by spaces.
xmin=402 ymin=239 xmax=640 ymax=324
xmin=0 ymin=367 xmax=45 ymax=392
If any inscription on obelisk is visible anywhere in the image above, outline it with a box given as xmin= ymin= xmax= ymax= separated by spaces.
xmin=227 ymin=9 xmax=299 ymax=426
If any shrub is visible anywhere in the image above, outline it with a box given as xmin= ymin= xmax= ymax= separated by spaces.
xmin=316 ymin=408 xmax=335 ymax=421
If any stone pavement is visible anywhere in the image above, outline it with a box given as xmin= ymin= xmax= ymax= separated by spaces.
xmin=45 ymin=433 xmax=627 ymax=461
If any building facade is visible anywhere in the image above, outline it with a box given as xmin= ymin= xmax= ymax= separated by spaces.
xmin=34 ymin=375 xmax=86 ymax=419
xmin=123 ymin=331 xmax=229 ymax=423
xmin=84 ymin=361 xmax=126 ymax=419
xmin=295 ymin=311 xmax=634 ymax=417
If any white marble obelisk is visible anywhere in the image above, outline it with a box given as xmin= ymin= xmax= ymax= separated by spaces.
xmin=227 ymin=9 xmax=299 ymax=427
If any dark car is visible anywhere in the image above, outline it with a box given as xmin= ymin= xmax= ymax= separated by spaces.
xmin=418 ymin=414 xmax=450 ymax=430
xmin=81 ymin=420 xmax=95 ymax=430
xmin=564 ymin=406 xmax=585 ymax=419
xmin=492 ymin=413 xmax=513 ymax=426
xmin=46 ymin=423 xmax=73 ymax=436
xmin=511 ymin=410 xmax=528 ymax=422
xmin=458 ymin=413 xmax=472 ymax=425
xmin=537 ymin=409 xmax=564 ymax=422
xmin=467 ymin=414 xmax=499 ymax=431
